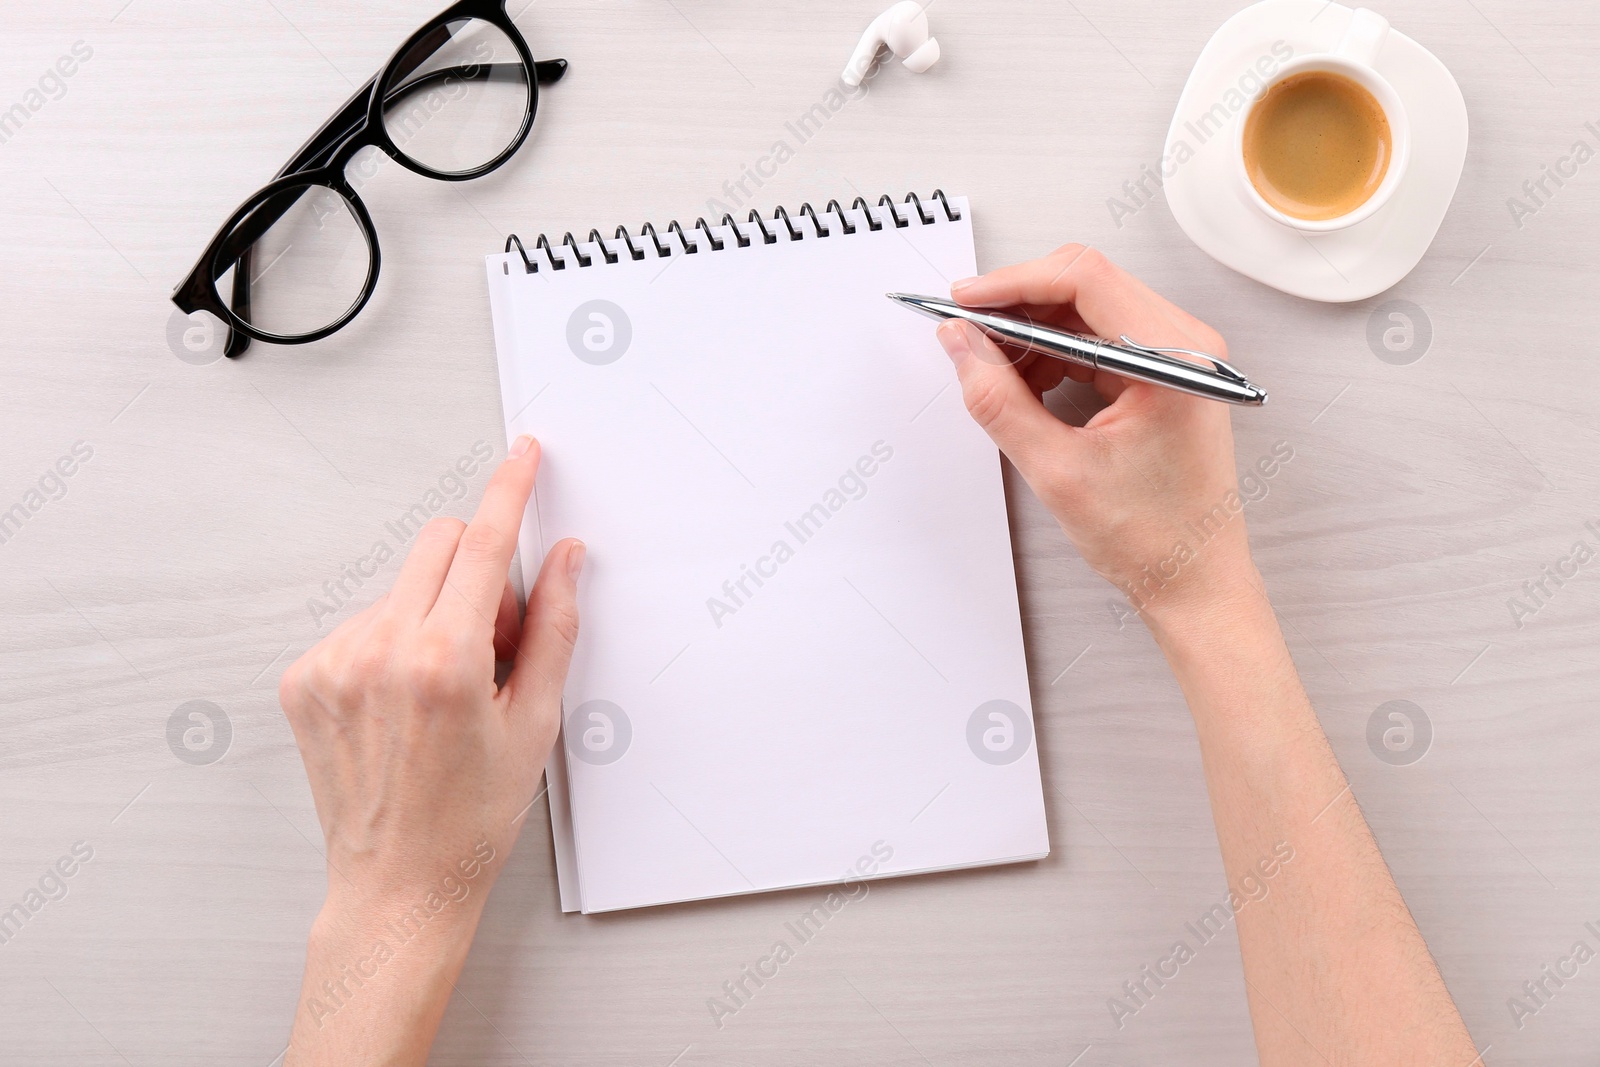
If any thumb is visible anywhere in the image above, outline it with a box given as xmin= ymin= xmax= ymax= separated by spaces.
xmin=507 ymin=538 xmax=585 ymax=723
xmin=938 ymin=319 xmax=1083 ymax=483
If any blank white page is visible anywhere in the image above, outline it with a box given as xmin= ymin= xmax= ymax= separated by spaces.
xmin=487 ymin=196 xmax=1048 ymax=913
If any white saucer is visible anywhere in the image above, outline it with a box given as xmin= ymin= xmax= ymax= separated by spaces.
xmin=1162 ymin=0 xmax=1468 ymax=303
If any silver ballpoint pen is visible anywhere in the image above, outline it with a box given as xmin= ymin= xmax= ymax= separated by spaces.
xmin=887 ymin=293 xmax=1268 ymax=407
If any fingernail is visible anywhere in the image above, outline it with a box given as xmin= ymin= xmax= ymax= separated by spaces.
xmin=936 ymin=320 xmax=971 ymax=367
xmin=952 ymin=276 xmax=980 ymax=295
xmin=509 ymin=434 xmax=535 ymax=459
xmin=566 ymin=540 xmax=586 ymax=581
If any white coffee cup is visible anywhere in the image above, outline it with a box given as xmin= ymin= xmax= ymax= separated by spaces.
xmin=1233 ymin=8 xmax=1411 ymax=233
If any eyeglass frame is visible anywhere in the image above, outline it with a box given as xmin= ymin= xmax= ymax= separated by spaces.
xmin=170 ymin=0 xmax=567 ymax=359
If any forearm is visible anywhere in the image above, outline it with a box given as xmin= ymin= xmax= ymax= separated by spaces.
xmin=285 ymin=890 xmax=484 ymax=1067
xmin=1147 ymin=567 xmax=1476 ymax=1066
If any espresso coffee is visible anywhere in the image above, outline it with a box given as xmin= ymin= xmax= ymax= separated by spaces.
xmin=1243 ymin=70 xmax=1392 ymax=221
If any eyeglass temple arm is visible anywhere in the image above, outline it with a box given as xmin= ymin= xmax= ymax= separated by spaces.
xmin=218 ymin=55 xmax=567 ymax=357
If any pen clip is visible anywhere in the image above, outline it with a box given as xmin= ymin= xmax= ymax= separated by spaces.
xmin=1117 ymin=335 xmax=1249 ymax=383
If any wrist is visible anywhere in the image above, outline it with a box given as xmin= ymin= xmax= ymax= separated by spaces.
xmin=315 ymin=867 xmax=492 ymax=966
xmin=290 ymin=891 xmax=483 ymax=1061
xmin=303 ymin=857 xmax=499 ymax=1011
xmin=309 ymin=892 xmax=480 ymax=993
xmin=1138 ymin=555 xmax=1280 ymax=669
xmin=1124 ymin=540 xmax=1265 ymax=638
xmin=1140 ymin=564 xmax=1314 ymax=737
xmin=291 ymin=838 xmax=506 ymax=1054
xmin=1143 ymin=560 xmax=1275 ymax=659
xmin=317 ymin=835 xmax=505 ymax=944
xmin=317 ymin=885 xmax=485 ymax=942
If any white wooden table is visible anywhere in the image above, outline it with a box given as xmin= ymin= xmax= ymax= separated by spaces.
xmin=2 ymin=1 xmax=1596 ymax=1063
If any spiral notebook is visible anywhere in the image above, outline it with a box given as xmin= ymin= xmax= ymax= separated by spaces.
xmin=485 ymin=193 xmax=1049 ymax=913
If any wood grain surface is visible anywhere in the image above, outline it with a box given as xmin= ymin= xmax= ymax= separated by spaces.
xmin=1 ymin=1 xmax=1596 ymax=1064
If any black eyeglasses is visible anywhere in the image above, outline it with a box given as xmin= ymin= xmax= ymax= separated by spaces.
xmin=172 ymin=0 xmax=566 ymax=359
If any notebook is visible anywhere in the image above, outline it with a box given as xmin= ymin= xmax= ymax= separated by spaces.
xmin=485 ymin=193 xmax=1049 ymax=913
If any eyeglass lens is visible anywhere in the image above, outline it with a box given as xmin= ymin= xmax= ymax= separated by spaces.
xmin=381 ymin=18 xmax=532 ymax=177
xmin=214 ymin=17 xmax=532 ymax=339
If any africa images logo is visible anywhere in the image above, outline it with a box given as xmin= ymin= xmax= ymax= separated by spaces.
xmin=166 ymin=700 xmax=231 ymax=766
xmin=966 ymin=700 xmax=1033 ymax=765
xmin=567 ymin=300 xmax=632 ymax=365
xmin=565 ymin=700 xmax=632 ymax=766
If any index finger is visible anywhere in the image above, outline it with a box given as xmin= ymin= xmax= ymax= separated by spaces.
xmin=431 ymin=435 xmax=541 ymax=634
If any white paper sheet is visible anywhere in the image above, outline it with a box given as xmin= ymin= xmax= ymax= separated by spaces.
xmin=487 ymin=197 xmax=1048 ymax=912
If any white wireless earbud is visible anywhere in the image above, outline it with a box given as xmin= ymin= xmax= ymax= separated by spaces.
xmin=842 ymin=2 xmax=940 ymax=87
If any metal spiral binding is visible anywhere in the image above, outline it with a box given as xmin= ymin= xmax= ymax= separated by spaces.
xmin=504 ymin=235 xmax=534 ymax=274
xmin=772 ymin=205 xmax=803 ymax=241
xmin=587 ymin=229 xmax=618 ymax=265
xmin=878 ymin=194 xmax=908 ymax=228
xmin=614 ymin=225 xmax=644 ymax=261
xmin=800 ymin=203 xmax=827 ymax=237
xmin=720 ymin=214 xmax=751 ymax=248
xmin=639 ymin=222 xmax=670 ymax=258
xmin=748 ymin=209 xmax=776 ymax=245
xmin=826 ymin=199 xmax=856 ymax=234
xmin=562 ymin=232 xmax=592 ymax=268
xmin=503 ymin=192 xmax=960 ymax=272
xmin=667 ymin=219 xmax=698 ymax=254
xmin=535 ymin=233 xmax=564 ymax=270
xmin=852 ymin=197 xmax=882 ymax=231
xmin=697 ymin=218 xmax=726 ymax=251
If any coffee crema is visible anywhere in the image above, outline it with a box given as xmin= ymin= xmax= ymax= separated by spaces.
xmin=1242 ymin=70 xmax=1392 ymax=221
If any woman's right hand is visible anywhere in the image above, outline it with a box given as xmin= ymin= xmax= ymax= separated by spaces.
xmin=943 ymin=248 xmax=1484 ymax=1067
xmin=936 ymin=245 xmax=1261 ymax=624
